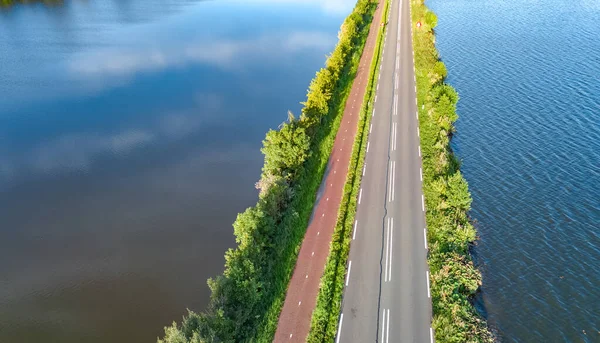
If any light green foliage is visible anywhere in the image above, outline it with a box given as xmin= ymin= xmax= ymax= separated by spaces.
xmin=425 ymin=10 xmax=438 ymax=29
xmin=411 ymin=0 xmax=494 ymax=341
xmin=158 ymin=1 xmax=378 ymax=342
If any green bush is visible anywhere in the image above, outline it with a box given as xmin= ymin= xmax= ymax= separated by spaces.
xmin=410 ymin=0 xmax=494 ymax=342
xmin=157 ymin=1 xmax=378 ymax=342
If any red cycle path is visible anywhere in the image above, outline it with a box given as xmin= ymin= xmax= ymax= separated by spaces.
xmin=273 ymin=3 xmax=384 ymax=342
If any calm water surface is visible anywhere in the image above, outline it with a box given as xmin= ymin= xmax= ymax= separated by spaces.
xmin=0 ymin=0 xmax=356 ymax=341
xmin=429 ymin=0 xmax=600 ymax=341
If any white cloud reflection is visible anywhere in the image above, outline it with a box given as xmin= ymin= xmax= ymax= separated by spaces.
xmin=68 ymin=30 xmax=335 ymax=79
xmin=245 ymin=0 xmax=354 ymax=14
xmin=0 ymin=93 xmax=223 ymax=185
xmin=31 ymin=130 xmax=155 ymax=173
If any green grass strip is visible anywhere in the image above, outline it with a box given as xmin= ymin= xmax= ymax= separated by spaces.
xmin=409 ymin=0 xmax=495 ymax=341
xmin=306 ymin=0 xmax=390 ymax=341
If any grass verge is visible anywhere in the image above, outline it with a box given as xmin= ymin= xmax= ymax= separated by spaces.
xmin=306 ymin=0 xmax=389 ymax=341
xmin=410 ymin=0 xmax=495 ymax=341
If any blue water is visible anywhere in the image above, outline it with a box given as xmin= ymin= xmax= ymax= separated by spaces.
xmin=0 ymin=1 xmax=356 ymax=342
xmin=428 ymin=0 xmax=600 ymax=341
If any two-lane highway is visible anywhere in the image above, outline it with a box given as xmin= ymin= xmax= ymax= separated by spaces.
xmin=336 ymin=0 xmax=433 ymax=341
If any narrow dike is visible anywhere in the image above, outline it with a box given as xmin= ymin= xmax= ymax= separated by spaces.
xmin=158 ymin=1 xmax=384 ymax=343
xmin=409 ymin=0 xmax=495 ymax=341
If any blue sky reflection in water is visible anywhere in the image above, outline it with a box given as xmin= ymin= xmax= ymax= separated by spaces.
xmin=429 ymin=0 xmax=600 ymax=341
xmin=0 ymin=0 xmax=356 ymax=342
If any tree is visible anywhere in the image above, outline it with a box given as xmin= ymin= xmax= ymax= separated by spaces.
xmin=261 ymin=123 xmax=310 ymax=180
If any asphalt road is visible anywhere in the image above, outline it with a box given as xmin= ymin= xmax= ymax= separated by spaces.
xmin=336 ymin=0 xmax=433 ymax=341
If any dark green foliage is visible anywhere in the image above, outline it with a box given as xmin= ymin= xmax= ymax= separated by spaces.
xmin=411 ymin=0 xmax=494 ymax=341
xmin=158 ymin=1 xmax=378 ymax=342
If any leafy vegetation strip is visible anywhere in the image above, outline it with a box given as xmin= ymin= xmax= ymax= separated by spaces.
xmin=410 ymin=0 xmax=494 ymax=341
xmin=305 ymin=0 xmax=389 ymax=341
xmin=158 ymin=1 xmax=378 ymax=342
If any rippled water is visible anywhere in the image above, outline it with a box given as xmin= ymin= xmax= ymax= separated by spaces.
xmin=0 ymin=1 xmax=355 ymax=342
xmin=428 ymin=0 xmax=600 ymax=341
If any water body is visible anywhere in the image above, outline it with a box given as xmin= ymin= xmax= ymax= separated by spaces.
xmin=429 ymin=0 xmax=600 ymax=341
xmin=0 ymin=1 xmax=356 ymax=342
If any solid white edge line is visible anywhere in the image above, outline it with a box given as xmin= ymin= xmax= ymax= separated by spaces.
xmin=336 ymin=313 xmax=344 ymax=343
xmin=353 ymin=220 xmax=358 ymax=240
xmin=358 ymin=188 xmax=363 ymax=204
xmin=389 ymin=218 xmax=393 ymax=281
xmin=426 ymin=271 xmax=431 ymax=298
xmin=345 ymin=261 xmax=352 ymax=286
xmin=422 ymin=194 xmax=425 ymax=211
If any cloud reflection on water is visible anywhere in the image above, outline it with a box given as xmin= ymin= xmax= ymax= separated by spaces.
xmin=68 ymin=30 xmax=335 ymax=79
xmin=2 ymin=26 xmax=336 ymax=186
